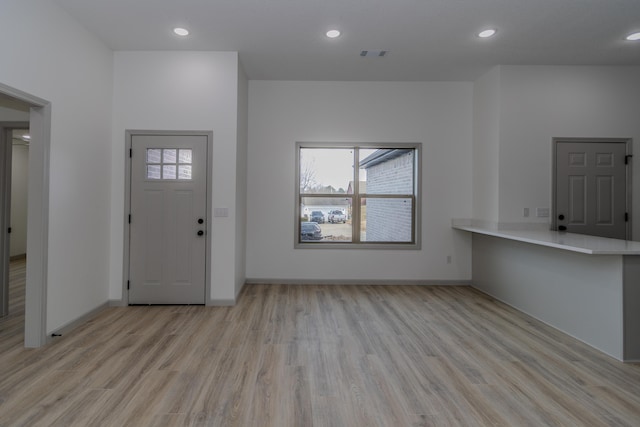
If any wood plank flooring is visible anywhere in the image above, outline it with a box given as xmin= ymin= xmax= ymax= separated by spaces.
xmin=1 ymin=263 xmax=640 ymax=426
xmin=0 ymin=258 xmax=26 ymax=356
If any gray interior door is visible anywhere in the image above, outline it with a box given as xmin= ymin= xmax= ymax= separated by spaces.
xmin=555 ymin=140 xmax=628 ymax=239
xmin=129 ymin=134 xmax=207 ymax=304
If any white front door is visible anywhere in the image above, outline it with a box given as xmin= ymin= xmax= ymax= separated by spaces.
xmin=555 ymin=140 xmax=629 ymax=240
xmin=129 ymin=134 xmax=208 ymax=304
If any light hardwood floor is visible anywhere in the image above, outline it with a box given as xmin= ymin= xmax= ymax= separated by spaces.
xmin=1 ymin=260 xmax=640 ymax=426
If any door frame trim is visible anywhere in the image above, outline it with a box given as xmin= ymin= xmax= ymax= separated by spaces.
xmin=123 ymin=130 xmax=213 ymax=305
xmin=552 ymin=137 xmax=633 ymax=239
xmin=0 ymin=82 xmax=51 ymax=348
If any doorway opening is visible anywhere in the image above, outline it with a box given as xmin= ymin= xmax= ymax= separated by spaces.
xmin=0 ymin=125 xmax=29 ymax=320
xmin=0 ymin=84 xmax=51 ymax=347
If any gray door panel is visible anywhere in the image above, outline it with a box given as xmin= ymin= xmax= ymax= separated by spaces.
xmin=129 ymin=134 xmax=207 ymax=304
xmin=556 ymin=141 xmax=627 ymax=239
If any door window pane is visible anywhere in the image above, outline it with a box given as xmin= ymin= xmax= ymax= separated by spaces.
xmin=147 ymin=165 xmax=161 ymax=180
xmin=163 ymin=165 xmax=177 ymax=180
xmin=178 ymin=165 xmax=192 ymax=180
xmin=147 ymin=149 xmax=162 ymax=163
xmin=179 ymin=149 xmax=192 ymax=164
xmin=163 ymin=149 xmax=177 ymax=163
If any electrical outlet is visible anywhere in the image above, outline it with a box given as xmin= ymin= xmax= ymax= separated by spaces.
xmin=523 ymin=208 xmax=530 ymax=217
xmin=446 ymin=255 xmax=452 ymax=264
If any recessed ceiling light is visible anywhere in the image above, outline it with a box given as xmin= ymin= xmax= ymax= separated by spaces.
xmin=326 ymin=29 xmax=341 ymax=39
xmin=173 ymin=27 xmax=189 ymax=36
xmin=478 ymin=29 xmax=497 ymax=38
xmin=626 ymin=32 xmax=640 ymax=41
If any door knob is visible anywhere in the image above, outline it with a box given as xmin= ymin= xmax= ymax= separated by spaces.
xmin=558 ymin=214 xmax=565 ymax=220
xmin=197 ymin=218 xmax=204 ymax=224
xmin=197 ymin=230 xmax=204 ymax=236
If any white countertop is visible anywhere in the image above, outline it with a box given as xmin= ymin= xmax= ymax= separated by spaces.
xmin=452 ymin=221 xmax=640 ymax=255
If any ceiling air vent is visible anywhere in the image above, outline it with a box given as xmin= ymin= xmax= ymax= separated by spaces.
xmin=360 ymin=50 xmax=387 ymax=57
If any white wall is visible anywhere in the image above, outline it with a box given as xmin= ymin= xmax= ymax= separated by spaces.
xmin=247 ymin=81 xmax=473 ymax=282
xmin=10 ymin=143 xmax=28 ymax=257
xmin=0 ymin=0 xmax=114 ymax=333
xmin=473 ymin=66 xmax=640 ymax=238
xmin=500 ymin=66 xmax=640 ymax=237
xmin=472 ymin=67 xmax=501 ymax=224
xmin=110 ymin=51 xmax=244 ymax=303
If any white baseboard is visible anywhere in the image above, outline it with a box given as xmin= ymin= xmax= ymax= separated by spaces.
xmin=235 ymin=280 xmax=245 ymax=300
xmin=245 ymin=278 xmax=472 ymax=286
xmin=208 ymin=299 xmax=236 ymax=306
xmin=46 ymin=302 xmax=110 ymax=343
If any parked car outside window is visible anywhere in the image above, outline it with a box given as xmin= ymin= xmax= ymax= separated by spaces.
xmin=310 ymin=210 xmax=325 ymax=223
xmin=328 ymin=210 xmax=346 ymax=223
xmin=301 ymin=222 xmax=323 ymax=240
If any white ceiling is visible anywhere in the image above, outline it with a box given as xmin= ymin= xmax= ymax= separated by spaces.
xmin=55 ymin=0 xmax=640 ymax=81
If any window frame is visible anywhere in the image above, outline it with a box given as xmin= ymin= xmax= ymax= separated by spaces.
xmin=295 ymin=141 xmax=422 ymax=249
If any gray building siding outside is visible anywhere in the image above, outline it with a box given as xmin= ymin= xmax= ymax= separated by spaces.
xmin=364 ymin=151 xmax=414 ymax=241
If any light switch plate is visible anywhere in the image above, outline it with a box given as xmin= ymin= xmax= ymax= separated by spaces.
xmin=536 ymin=207 xmax=550 ymax=218
xmin=214 ymin=207 xmax=229 ymax=218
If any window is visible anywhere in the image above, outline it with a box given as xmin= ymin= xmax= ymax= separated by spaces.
xmin=146 ymin=148 xmax=193 ymax=180
xmin=296 ymin=142 xmax=421 ymax=248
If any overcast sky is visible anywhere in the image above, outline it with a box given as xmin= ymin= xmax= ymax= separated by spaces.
xmin=301 ymin=148 xmax=375 ymax=190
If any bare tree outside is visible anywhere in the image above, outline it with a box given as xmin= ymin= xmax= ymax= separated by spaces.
xmin=300 ymin=158 xmax=317 ymax=192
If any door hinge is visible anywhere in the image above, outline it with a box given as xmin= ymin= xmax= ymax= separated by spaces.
xmin=129 ymin=148 xmax=132 ymax=158
xmin=127 ymin=280 xmax=130 ymax=290
xmin=7 ymin=227 xmax=11 ymax=234
xmin=625 ymin=212 xmax=629 ymax=222
xmin=625 ymin=155 xmax=633 ymax=165
xmin=128 ymin=214 xmax=131 ymax=224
